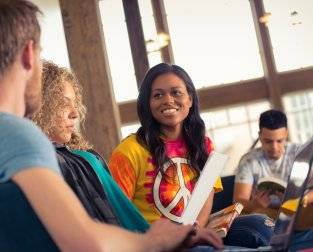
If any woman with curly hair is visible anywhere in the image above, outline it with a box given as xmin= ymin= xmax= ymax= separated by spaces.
xmin=109 ymin=63 xmax=274 ymax=249
xmin=32 ymin=60 xmax=90 ymax=150
xmin=32 ymin=60 xmax=152 ymax=233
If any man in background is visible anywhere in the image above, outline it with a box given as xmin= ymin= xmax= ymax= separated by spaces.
xmin=233 ymin=109 xmax=300 ymax=217
xmin=233 ymin=109 xmax=313 ymax=250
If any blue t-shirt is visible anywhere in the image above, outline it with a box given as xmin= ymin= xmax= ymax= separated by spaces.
xmin=0 ymin=112 xmax=60 ymax=182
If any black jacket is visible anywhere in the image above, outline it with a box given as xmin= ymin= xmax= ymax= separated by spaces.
xmin=55 ymin=145 xmax=120 ymax=225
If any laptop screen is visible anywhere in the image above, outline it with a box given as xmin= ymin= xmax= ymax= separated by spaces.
xmin=270 ymin=140 xmax=313 ymax=250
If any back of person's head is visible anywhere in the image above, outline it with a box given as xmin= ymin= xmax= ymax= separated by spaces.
xmin=0 ymin=0 xmax=41 ymax=77
xmin=259 ymin=109 xmax=287 ymax=130
xmin=137 ymin=63 xmax=208 ymax=172
xmin=32 ymin=60 xmax=91 ymax=150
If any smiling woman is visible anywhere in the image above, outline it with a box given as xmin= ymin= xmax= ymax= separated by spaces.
xmin=109 ymin=63 xmax=224 ymax=248
xmin=109 ymin=63 xmax=274 ymax=249
xmin=149 ymin=73 xmax=193 ymax=140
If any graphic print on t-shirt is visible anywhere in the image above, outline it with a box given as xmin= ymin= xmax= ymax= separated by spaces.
xmin=152 ymin=157 xmax=198 ymax=223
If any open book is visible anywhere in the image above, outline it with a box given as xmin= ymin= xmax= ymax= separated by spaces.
xmin=181 ymin=152 xmax=228 ymax=225
xmin=207 ymin=202 xmax=244 ymax=237
xmin=257 ymin=177 xmax=287 ymax=194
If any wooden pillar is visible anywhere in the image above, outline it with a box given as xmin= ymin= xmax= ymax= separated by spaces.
xmin=151 ymin=0 xmax=175 ymax=64
xmin=250 ymin=0 xmax=284 ymax=111
xmin=59 ymin=0 xmax=121 ymax=159
xmin=122 ymin=0 xmax=149 ymax=88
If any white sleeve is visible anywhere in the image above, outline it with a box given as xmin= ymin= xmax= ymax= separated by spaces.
xmin=234 ymin=155 xmax=254 ymax=185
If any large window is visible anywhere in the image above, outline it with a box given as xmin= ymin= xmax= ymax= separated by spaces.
xmin=99 ymin=0 xmax=138 ymax=102
xmin=284 ymin=89 xmax=313 ymax=143
xmin=121 ymin=123 xmax=141 ymax=139
xmin=201 ymin=101 xmax=270 ymax=175
xmin=263 ymin=0 xmax=313 ymax=72
xmin=31 ymin=0 xmax=69 ymax=67
xmin=138 ymin=0 xmax=162 ymax=67
xmin=164 ymin=0 xmax=264 ymax=88
xmin=34 ymin=0 xmax=313 ymax=172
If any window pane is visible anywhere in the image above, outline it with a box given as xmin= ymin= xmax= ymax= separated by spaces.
xmin=210 ymin=124 xmax=252 ymax=176
xmin=228 ymin=106 xmax=248 ymax=124
xmin=202 ymin=110 xmax=229 ymax=130
xmin=264 ymin=0 xmax=313 ymax=72
xmin=284 ymin=89 xmax=313 ymax=143
xmin=99 ymin=0 xmax=138 ymax=102
xmin=31 ymin=0 xmax=70 ymax=67
xmin=247 ymin=101 xmax=270 ymax=121
xmin=138 ymin=0 xmax=162 ymax=66
xmin=164 ymin=0 xmax=263 ymax=88
xmin=121 ymin=123 xmax=140 ymax=139
xmin=202 ymin=101 xmax=270 ymax=175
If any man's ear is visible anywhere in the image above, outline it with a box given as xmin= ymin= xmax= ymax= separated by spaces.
xmin=21 ymin=40 xmax=35 ymax=71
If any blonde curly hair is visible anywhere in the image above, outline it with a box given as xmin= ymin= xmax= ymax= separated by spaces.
xmin=32 ymin=60 xmax=92 ymax=150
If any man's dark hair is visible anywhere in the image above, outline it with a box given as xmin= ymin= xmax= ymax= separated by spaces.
xmin=0 ymin=0 xmax=41 ymax=76
xmin=259 ymin=109 xmax=287 ymax=130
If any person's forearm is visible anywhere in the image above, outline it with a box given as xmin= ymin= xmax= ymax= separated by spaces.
xmin=233 ymin=182 xmax=256 ymax=213
xmin=92 ymin=222 xmax=152 ymax=252
xmin=14 ymin=168 xmax=154 ymax=252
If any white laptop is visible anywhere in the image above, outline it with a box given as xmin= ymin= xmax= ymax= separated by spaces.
xmin=182 ymin=151 xmax=228 ymax=225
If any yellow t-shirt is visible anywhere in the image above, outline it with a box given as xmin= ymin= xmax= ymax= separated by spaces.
xmin=109 ymin=134 xmax=223 ymax=224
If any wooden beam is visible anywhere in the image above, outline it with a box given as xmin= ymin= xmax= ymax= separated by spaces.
xmin=197 ymin=78 xmax=268 ymax=110
xmin=151 ymin=0 xmax=175 ymax=64
xmin=279 ymin=67 xmax=313 ymax=94
xmin=122 ymin=0 xmax=149 ymax=88
xmin=119 ymin=78 xmax=269 ymax=124
xmin=250 ymin=0 xmax=283 ymax=111
xmin=59 ymin=0 xmax=122 ymax=159
xmin=119 ymin=100 xmax=138 ymax=125
xmin=119 ymin=66 xmax=313 ymax=125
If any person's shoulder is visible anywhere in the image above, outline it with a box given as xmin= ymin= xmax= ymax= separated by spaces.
xmin=204 ymin=136 xmax=213 ymax=146
xmin=114 ymin=134 xmax=148 ymax=154
xmin=239 ymin=148 xmax=262 ymax=164
xmin=242 ymin=147 xmax=262 ymax=159
xmin=0 ymin=113 xmax=50 ymax=145
xmin=119 ymin=134 xmax=139 ymax=147
xmin=285 ymin=142 xmax=301 ymax=152
xmin=0 ymin=112 xmax=32 ymax=129
xmin=0 ymin=113 xmax=60 ymax=181
xmin=204 ymin=136 xmax=214 ymax=151
xmin=0 ymin=113 xmax=46 ymax=142
xmin=287 ymin=141 xmax=310 ymax=157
